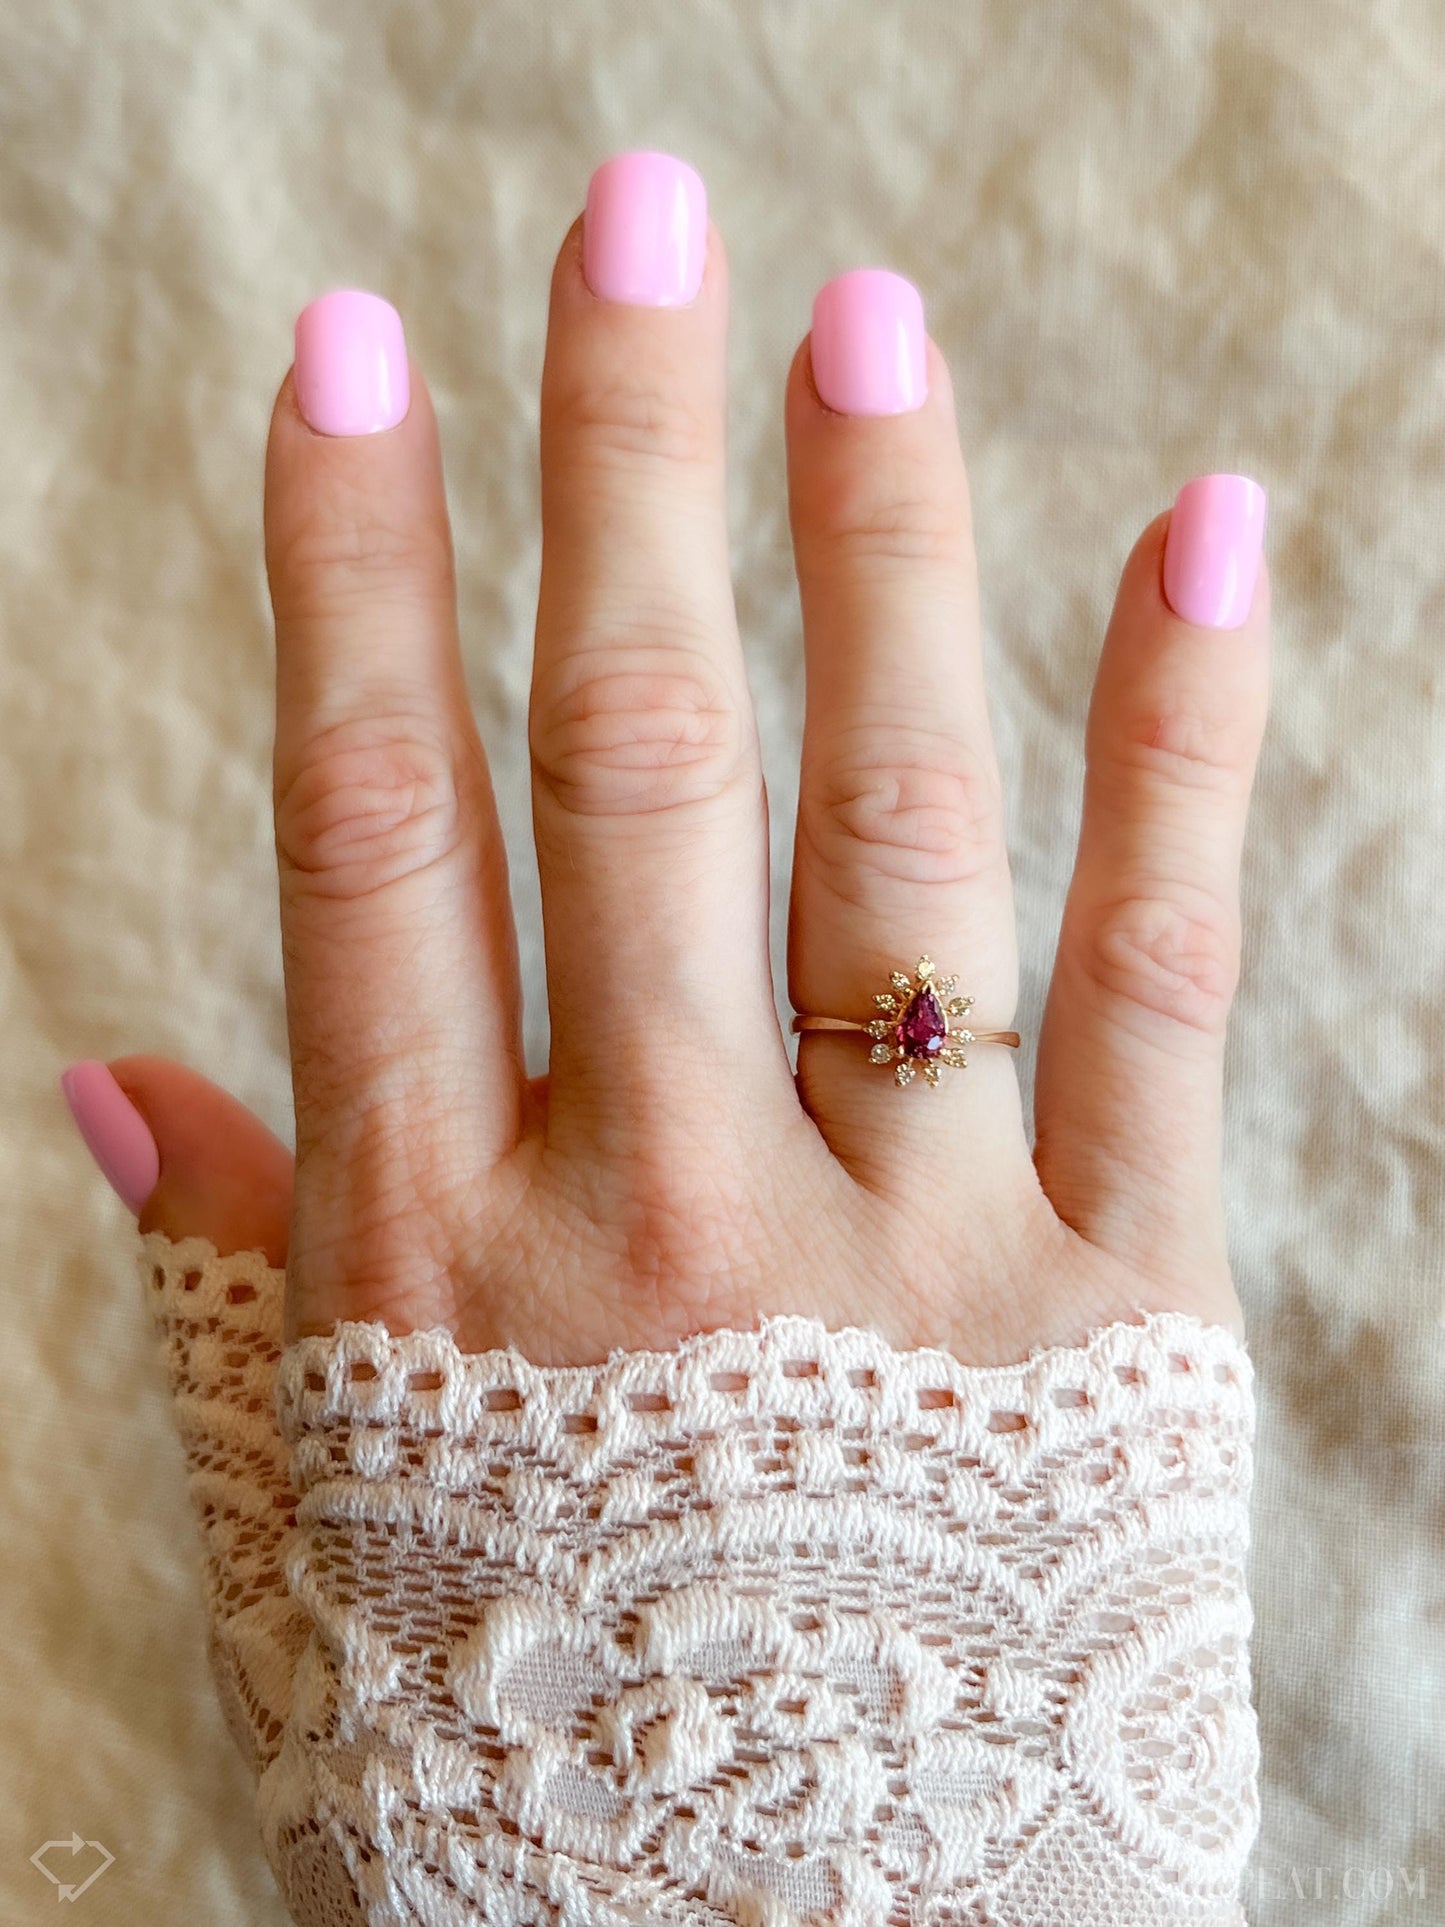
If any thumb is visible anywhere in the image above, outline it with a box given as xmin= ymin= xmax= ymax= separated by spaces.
xmin=60 ymin=1055 xmax=293 ymax=1269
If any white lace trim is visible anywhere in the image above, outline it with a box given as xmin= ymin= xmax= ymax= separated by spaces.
xmin=141 ymin=1231 xmax=1259 ymax=1926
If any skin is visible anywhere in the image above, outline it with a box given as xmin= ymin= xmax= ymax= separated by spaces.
xmin=108 ymin=214 xmax=1270 ymax=1367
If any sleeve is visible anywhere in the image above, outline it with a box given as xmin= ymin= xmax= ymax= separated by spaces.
xmin=140 ymin=1227 xmax=1261 ymax=1927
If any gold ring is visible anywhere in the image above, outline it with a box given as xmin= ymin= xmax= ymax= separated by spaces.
xmin=790 ymin=955 xmax=1020 ymax=1089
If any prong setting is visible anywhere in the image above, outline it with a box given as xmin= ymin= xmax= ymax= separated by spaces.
xmin=860 ymin=959 xmax=990 ymax=1090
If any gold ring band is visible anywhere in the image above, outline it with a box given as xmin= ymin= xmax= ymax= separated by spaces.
xmin=790 ymin=955 xmax=1020 ymax=1090
xmin=792 ymin=1016 xmax=1022 ymax=1047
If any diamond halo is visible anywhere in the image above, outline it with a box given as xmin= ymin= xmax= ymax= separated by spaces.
xmin=865 ymin=956 xmax=976 ymax=1089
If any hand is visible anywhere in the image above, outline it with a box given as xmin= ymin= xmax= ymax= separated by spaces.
xmin=73 ymin=153 xmax=1269 ymax=1368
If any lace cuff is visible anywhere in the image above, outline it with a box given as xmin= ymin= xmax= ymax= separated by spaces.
xmin=141 ymin=1231 xmax=1259 ymax=1926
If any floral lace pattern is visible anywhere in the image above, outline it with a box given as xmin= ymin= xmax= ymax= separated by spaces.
xmin=141 ymin=1231 xmax=1258 ymax=1925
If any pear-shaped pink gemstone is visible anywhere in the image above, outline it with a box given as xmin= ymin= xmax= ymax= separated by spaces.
xmin=895 ymin=981 xmax=948 ymax=1059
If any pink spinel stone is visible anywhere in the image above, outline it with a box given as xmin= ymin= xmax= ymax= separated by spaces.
xmin=896 ymin=982 xmax=948 ymax=1059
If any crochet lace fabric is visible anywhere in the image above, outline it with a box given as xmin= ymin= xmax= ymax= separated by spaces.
xmin=140 ymin=1231 xmax=1259 ymax=1927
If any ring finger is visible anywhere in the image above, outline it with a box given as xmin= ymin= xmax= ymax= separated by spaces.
xmin=786 ymin=271 xmax=1031 ymax=1199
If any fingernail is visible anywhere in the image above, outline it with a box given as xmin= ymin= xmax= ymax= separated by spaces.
xmin=582 ymin=150 xmax=707 ymax=307
xmin=810 ymin=268 xmax=928 ymax=417
xmin=1163 ymin=473 xmax=1267 ymax=630
xmin=60 ymin=1060 xmax=160 ymax=1214
xmin=293 ymin=289 xmax=410 ymax=437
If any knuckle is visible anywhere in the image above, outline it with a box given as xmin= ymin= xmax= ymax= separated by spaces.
xmin=270 ymin=497 xmax=455 ymax=618
xmin=545 ymin=374 xmax=717 ymax=474
xmin=625 ymin=1180 xmax=735 ymax=1298
xmin=819 ymin=493 xmax=965 ymax=567
xmin=523 ymin=1135 xmax=761 ymax=1344
xmin=806 ymin=453 xmax=968 ymax=568
xmin=809 ymin=731 xmax=1003 ymax=897
xmin=1104 ymin=698 xmax=1258 ymax=797
xmin=607 ymin=1151 xmax=760 ymax=1339
xmin=288 ymin=1098 xmax=476 ymax=1323
xmin=276 ymin=713 xmax=464 ymax=901
xmin=530 ymin=654 xmax=746 ymax=819
xmin=1079 ymin=889 xmax=1240 ymax=1038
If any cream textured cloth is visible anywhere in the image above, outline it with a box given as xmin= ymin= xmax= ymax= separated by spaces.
xmin=141 ymin=1230 xmax=1258 ymax=1924
xmin=7 ymin=4 xmax=1444 ymax=1924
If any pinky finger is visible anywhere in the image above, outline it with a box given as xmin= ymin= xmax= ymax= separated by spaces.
xmin=1033 ymin=475 xmax=1268 ymax=1291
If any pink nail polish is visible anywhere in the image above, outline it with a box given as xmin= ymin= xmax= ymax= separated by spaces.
xmin=582 ymin=150 xmax=707 ymax=307
xmin=1163 ymin=473 xmax=1267 ymax=630
xmin=810 ymin=269 xmax=928 ymax=417
xmin=60 ymin=1060 xmax=160 ymax=1214
xmin=293 ymin=289 xmax=410 ymax=437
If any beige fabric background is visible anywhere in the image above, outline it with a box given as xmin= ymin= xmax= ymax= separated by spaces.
xmin=2 ymin=1 xmax=1441 ymax=1921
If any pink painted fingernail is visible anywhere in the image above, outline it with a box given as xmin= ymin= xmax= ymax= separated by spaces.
xmin=293 ymin=289 xmax=410 ymax=437
xmin=1163 ymin=473 xmax=1267 ymax=630
xmin=582 ymin=150 xmax=707 ymax=307
xmin=60 ymin=1060 xmax=160 ymax=1214
xmin=810 ymin=269 xmax=928 ymax=417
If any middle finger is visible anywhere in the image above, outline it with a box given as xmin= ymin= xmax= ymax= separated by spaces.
xmin=529 ymin=153 xmax=793 ymax=1159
